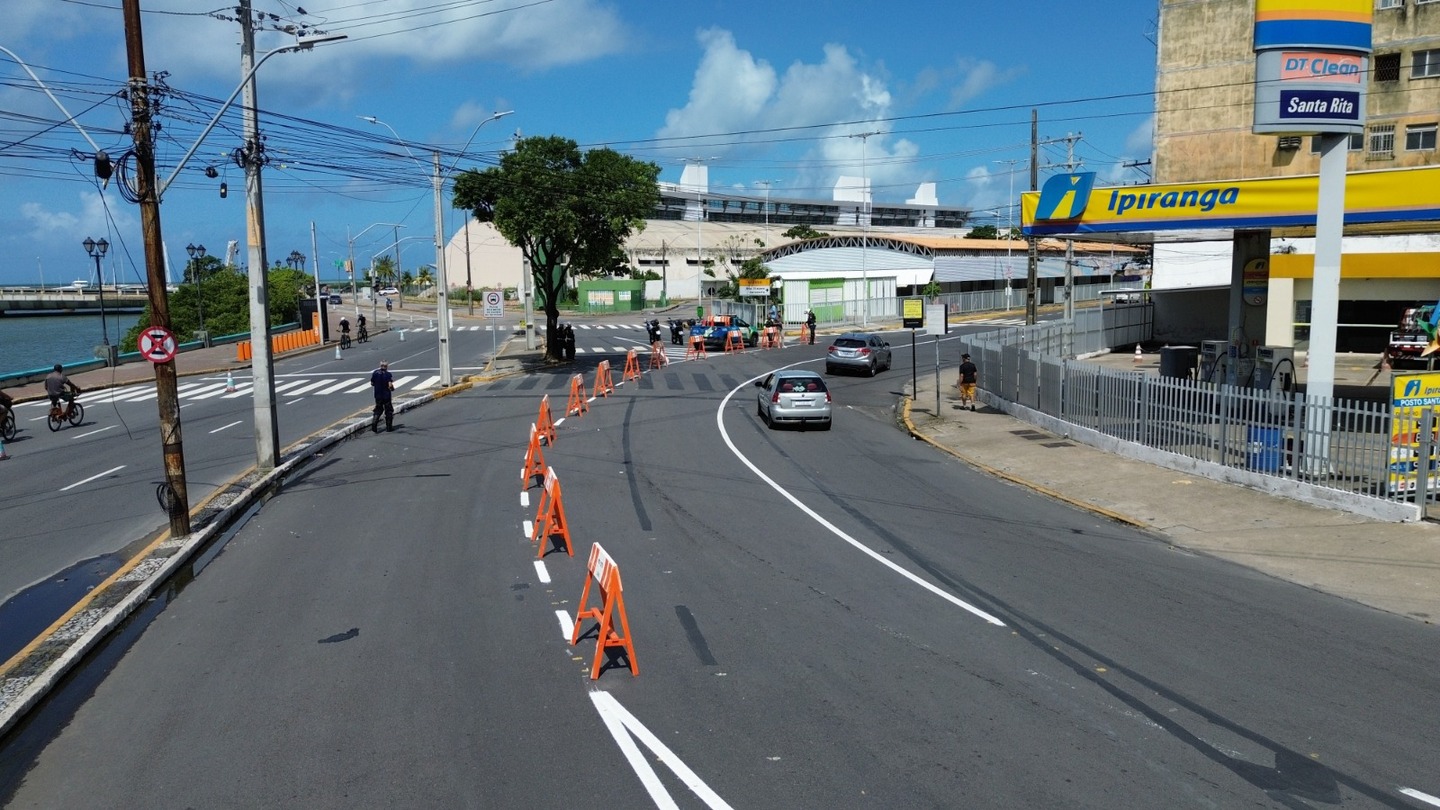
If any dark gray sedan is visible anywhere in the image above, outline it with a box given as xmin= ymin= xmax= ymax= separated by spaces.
xmin=755 ymin=370 xmax=832 ymax=430
xmin=825 ymin=332 xmax=892 ymax=376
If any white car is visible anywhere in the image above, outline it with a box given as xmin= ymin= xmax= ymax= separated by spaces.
xmin=378 ymin=287 xmax=399 ymax=296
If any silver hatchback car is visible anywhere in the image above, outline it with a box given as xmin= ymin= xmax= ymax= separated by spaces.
xmin=826 ymin=332 xmax=892 ymax=376
xmin=755 ymin=370 xmax=832 ymax=430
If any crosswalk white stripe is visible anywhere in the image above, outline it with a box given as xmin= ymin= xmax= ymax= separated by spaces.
xmin=167 ymin=382 xmax=229 ymax=401
xmin=220 ymin=384 xmax=256 ymax=399
xmin=345 ymin=380 xmax=374 ymax=394
xmin=413 ymin=375 xmax=441 ymax=389
xmin=316 ymin=379 xmax=359 ymax=395
xmin=390 ymin=375 xmax=419 ymax=389
xmin=287 ymin=379 xmax=336 ymax=396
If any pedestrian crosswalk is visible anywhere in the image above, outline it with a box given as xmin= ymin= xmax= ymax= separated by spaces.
xmin=11 ymin=374 xmax=445 ymax=409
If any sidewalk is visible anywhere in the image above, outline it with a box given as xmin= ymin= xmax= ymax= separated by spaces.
xmin=902 ymin=370 xmax=1440 ymax=624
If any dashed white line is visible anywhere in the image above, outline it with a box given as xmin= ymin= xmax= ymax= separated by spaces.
xmin=60 ymin=465 xmax=125 ymax=492
xmin=520 ymin=491 xmax=530 ymax=509
xmin=555 ymin=609 xmax=573 ymax=638
xmin=209 ymin=420 xmax=244 ymax=434
xmin=589 ymin=691 xmax=735 ymax=810
xmin=523 ymin=520 xmax=535 ymax=539
xmin=71 ymin=425 xmax=116 ymax=439
xmin=534 ymin=560 xmax=551 ymax=584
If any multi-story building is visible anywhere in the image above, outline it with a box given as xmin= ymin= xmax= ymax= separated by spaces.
xmin=1152 ymin=0 xmax=1440 ymax=351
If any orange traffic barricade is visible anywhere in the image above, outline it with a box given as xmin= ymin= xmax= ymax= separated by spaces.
xmin=536 ymin=394 xmax=557 ymax=445
xmin=685 ymin=334 xmax=707 ymax=360
xmin=622 ymin=350 xmax=641 ymax=382
xmin=570 ymin=543 xmax=638 ymax=679
xmin=649 ymin=342 xmax=667 ymax=369
xmin=522 ymin=423 xmax=547 ymax=491
xmin=566 ymin=373 xmax=589 ymax=417
xmin=592 ymin=360 xmax=614 ymax=398
xmin=724 ymin=328 xmax=745 ymax=354
xmin=530 ymin=467 xmax=574 ymax=558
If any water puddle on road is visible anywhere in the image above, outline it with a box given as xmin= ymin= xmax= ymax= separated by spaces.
xmin=0 ymin=552 xmax=129 ymax=665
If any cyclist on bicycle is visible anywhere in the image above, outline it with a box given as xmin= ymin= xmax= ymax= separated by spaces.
xmin=357 ymin=312 xmax=368 ymax=342
xmin=45 ymin=364 xmax=79 ymax=409
xmin=339 ymin=316 xmax=351 ymax=348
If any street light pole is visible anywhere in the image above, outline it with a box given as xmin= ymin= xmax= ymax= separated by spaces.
xmin=186 ymin=243 xmax=207 ymax=345
xmin=82 ymin=237 xmax=111 ymax=359
xmin=849 ymin=131 xmax=880 ymax=327
xmin=362 ymin=110 xmax=513 ymax=386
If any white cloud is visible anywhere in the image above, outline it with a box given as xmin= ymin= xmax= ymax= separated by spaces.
xmin=1124 ymin=115 xmax=1155 ymax=157
xmin=657 ymin=31 xmax=929 ymax=201
xmin=947 ymin=59 xmax=1025 ymax=109
xmin=658 ymin=29 xmax=777 ymax=143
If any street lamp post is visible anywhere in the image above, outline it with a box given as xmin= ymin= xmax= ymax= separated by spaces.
xmin=362 ymin=110 xmax=513 ymax=386
xmin=186 ymin=243 xmax=207 ymax=345
xmin=82 ymin=237 xmax=112 ymax=362
xmin=848 ymin=131 xmax=880 ymax=327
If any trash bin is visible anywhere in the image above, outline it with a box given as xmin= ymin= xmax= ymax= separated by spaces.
xmin=1159 ymin=345 xmax=1199 ymax=379
xmin=1246 ymin=425 xmax=1284 ymax=472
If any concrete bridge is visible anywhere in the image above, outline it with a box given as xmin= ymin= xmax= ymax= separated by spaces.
xmin=0 ymin=286 xmax=153 ymax=315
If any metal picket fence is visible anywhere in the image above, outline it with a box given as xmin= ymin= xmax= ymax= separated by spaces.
xmin=956 ymin=320 xmax=1427 ymax=519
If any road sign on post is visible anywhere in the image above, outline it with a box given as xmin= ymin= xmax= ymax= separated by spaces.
xmin=483 ymin=289 xmax=504 ymax=318
xmin=138 ymin=325 xmax=178 ymax=364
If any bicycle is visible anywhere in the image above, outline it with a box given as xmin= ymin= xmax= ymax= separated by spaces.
xmin=339 ymin=331 xmax=352 ymax=350
xmin=357 ymin=324 xmax=369 ymax=344
xmin=1 ymin=408 xmax=15 ymax=442
xmin=47 ymin=397 xmax=84 ymax=432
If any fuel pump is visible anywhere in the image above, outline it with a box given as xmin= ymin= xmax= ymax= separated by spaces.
xmin=1200 ymin=340 xmax=1229 ymax=383
xmin=1252 ymin=346 xmax=1296 ymax=394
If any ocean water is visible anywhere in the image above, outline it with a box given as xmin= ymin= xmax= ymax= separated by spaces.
xmin=0 ymin=312 xmax=143 ymax=375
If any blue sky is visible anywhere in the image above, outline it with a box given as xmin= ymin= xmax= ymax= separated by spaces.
xmin=1 ymin=0 xmax=1161 ymax=288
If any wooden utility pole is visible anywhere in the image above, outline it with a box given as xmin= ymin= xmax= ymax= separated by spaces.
xmin=122 ymin=0 xmax=191 ymax=536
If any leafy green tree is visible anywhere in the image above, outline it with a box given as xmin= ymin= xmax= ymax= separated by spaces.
xmin=452 ymin=135 xmax=661 ymax=361
xmin=416 ymin=266 xmax=435 ymax=290
xmin=782 ymin=224 xmax=829 ymax=240
xmin=923 ymin=280 xmax=943 ymax=299
xmin=122 ymin=265 xmax=313 ymax=349
xmin=968 ymin=224 xmax=999 ymax=240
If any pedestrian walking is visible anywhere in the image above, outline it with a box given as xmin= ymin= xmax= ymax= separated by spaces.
xmin=370 ymin=360 xmax=395 ymax=433
xmin=957 ymin=353 xmax=979 ymax=411
xmin=805 ymin=309 xmax=817 ymax=344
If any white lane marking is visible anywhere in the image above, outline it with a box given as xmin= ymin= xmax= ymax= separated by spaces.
xmin=716 ymin=370 xmax=1006 ymax=627
xmin=284 ymin=397 xmax=306 ymax=405
xmin=556 ymin=609 xmax=573 ymax=638
xmin=589 ymin=691 xmax=735 ymax=810
xmin=71 ymin=425 xmax=116 ymax=439
xmin=345 ymin=380 xmax=374 ymax=394
xmin=523 ymin=520 xmax=535 ymax=539
xmin=219 ymin=385 xmax=256 ymax=399
xmin=534 ymin=560 xmax=551 ymax=584
xmin=520 ymin=491 xmax=530 ymax=509
xmin=555 ymin=417 xmax=567 ymax=429
xmin=60 ymin=465 xmax=125 ymax=492
xmin=414 ymin=374 xmax=441 ymax=389
xmin=1402 ymin=788 xmax=1440 ymax=807
xmin=209 ymin=420 xmax=244 ymax=434
xmin=390 ymin=375 xmax=419 ymax=390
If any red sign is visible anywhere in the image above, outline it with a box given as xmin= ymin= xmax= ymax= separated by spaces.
xmin=138 ymin=326 xmax=178 ymax=364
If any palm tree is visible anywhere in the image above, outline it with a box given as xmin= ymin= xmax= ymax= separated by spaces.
xmin=416 ymin=266 xmax=434 ymax=290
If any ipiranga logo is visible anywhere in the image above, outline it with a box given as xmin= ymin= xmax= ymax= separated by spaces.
xmin=1034 ymin=173 xmax=1095 ymax=221
xmin=1107 ymin=186 xmax=1241 ymax=216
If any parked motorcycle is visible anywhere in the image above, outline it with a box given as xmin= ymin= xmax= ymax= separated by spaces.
xmin=668 ymin=318 xmax=684 ymax=345
xmin=646 ymin=319 xmax=662 ymax=345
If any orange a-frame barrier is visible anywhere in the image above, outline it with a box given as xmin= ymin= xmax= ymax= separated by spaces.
xmin=762 ymin=325 xmax=783 ymax=349
xmin=536 ymin=395 xmax=557 ymax=446
xmin=565 ymin=373 xmax=589 ymax=417
xmin=724 ymin=328 xmax=746 ymax=354
xmin=622 ymin=350 xmax=641 ymax=383
xmin=530 ymin=466 xmax=574 ymax=558
xmin=685 ymin=334 xmax=707 ymax=360
xmin=648 ymin=342 xmax=667 ymax=369
xmin=570 ymin=543 xmax=638 ymax=679
xmin=592 ymin=359 xmax=615 ymax=398
xmin=521 ymin=423 xmax=547 ymax=491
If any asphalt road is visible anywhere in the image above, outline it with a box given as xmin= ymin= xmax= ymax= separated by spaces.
xmin=2 ymin=330 xmax=1434 ymax=808
xmin=0 ymin=322 xmax=508 ymax=660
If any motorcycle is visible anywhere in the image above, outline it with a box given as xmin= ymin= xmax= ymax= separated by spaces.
xmin=646 ymin=319 xmax=662 ymax=345
xmin=668 ymin=319 xmax=684 ymax=345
